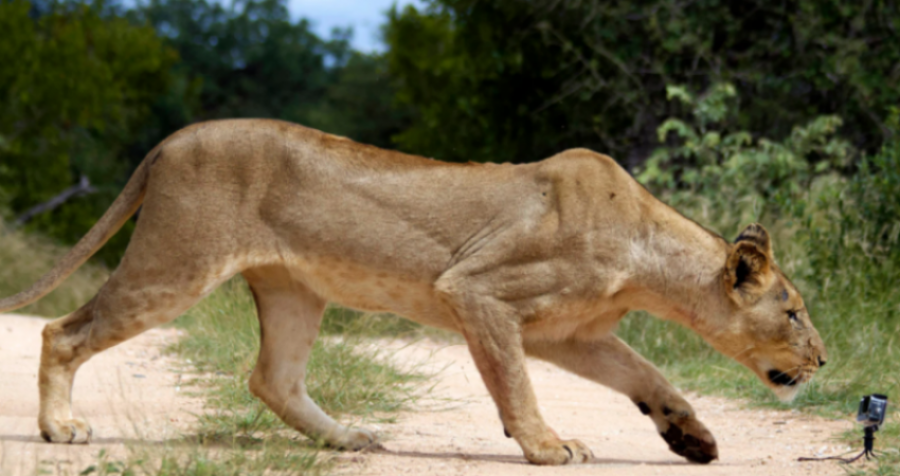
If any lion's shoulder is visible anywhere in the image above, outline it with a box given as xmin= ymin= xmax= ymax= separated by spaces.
xmin=533 ymin=148 xmax=638 ymax=198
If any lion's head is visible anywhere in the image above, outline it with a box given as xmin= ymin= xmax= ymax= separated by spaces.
xmin=707 ymin=223 xmax=827 ymax=401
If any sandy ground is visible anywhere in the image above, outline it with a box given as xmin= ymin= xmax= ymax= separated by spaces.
xmin=0 ymin=312 xmax=860 ymax=476
xmin=339 ymin=340 xmax=857 ymax=476
xmin=0 ymin=314 xmax=202 ymax=476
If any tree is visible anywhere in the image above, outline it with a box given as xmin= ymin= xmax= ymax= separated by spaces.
xmin=0 ymin=0 xmax=176 ymax=262
xmin=129 ymin=0 xmax=345 ymax=122
xmin=124 ymin=0 xmax=407 ymax=154
xmin=384 ymin=0 xmax=900 ymax=166
xmin=305 ymin=52 xmax=412 ymax=149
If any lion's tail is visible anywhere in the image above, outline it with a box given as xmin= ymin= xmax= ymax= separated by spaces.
xmin=0 ymin=149 xmax=156 ymax=314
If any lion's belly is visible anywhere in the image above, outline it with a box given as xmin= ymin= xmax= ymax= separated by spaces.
xmin=290 ymin=257 xmax=457 ymax=331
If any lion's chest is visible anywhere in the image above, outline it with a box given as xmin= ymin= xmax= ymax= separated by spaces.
xmin=519 ymin=294 xmax=628 ymax=341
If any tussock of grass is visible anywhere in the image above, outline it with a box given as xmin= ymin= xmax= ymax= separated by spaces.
xmin=320 ymin=305 xmax=457 ymax=341
xmin=173 ymin=278 xmax=424 ymax=427
xmin=77 ymin=446 xmax=325 ymax=476
xmin=0 ymin=221 xmax=107 ymax=317
xmin=320 ymin=306 xmax=422 ymax=337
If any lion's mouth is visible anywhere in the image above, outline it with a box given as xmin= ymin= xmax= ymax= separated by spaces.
xmin=767 ymin=369 xmax=799 ymax=386
xmin=760 ymin=362 xmax=817 ymax=402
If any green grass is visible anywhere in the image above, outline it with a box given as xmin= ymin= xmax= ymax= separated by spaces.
xmin=172 ymin=279 xmax=426 ymax=441
xmin=320 ymin=305 xmax=457 ymax=341
xmin=75 ymin=446 xmax=325 ymax=476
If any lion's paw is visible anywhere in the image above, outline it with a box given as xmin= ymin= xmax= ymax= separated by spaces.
xmin=40 ymin=418 xmax=92 ymax=444
xmin=525 ymin=438 xmax=593 ymax=465
xmin=659 ymin=418 xmax=717 ymax=464
xmin=331 ymin=427 xmax=378 ymax=451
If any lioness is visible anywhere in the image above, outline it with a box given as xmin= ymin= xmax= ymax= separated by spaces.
xmin=0 ymin=119 xmax=826 ymax=465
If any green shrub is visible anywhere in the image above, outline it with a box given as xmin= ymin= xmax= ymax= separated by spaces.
xmin=384 ymin=0 xmax=899 ymax=165
xmin=637 ymin=82 xmax=852 ymax=229
xmin=0 ymin=0 xmax=176 ymax=263
xmin=803 ymin=108 xmax=900 ymax=296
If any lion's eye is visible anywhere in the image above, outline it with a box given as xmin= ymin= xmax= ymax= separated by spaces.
xmin=787 ymin=310 xmax=798 ymax=321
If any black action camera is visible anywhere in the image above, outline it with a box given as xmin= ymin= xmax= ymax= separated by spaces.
xmin=858 ymin=394 xmax=889 ymax=429
xmin=800 ymin=393 xmax=889 ymax=463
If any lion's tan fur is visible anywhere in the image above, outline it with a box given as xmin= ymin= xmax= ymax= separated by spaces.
xmin=0 ymin=119 xmax=826 ymax=465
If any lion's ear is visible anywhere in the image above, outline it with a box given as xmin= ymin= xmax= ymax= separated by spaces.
xmin=724 ymin=241 xmax=773 ymax=301
xmin=734 ymin=223 xmax=772 ymax=256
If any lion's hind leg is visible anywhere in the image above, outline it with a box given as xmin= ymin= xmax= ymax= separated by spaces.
xmin=243 ymin=266 xmax=376 ymax=450
xmin=38 ymin=298 xmax=99 ymax=443
xmin=38 ymin=255 xmax=233 ymax=444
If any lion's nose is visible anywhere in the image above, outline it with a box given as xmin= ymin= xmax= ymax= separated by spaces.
xmin=817 ymin=356 xmax=827 ymax=368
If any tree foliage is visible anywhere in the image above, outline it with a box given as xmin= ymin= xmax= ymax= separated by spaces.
xmin=126 ymin=0 xmax=408 ymax=152
xmin=1 ymin=0 xmax=406 ymax=261
xmin=385 ymin=0 xmax=900 ymax=165
xmin=131 ymin=0 xmax=342 ymax=121
xmin=0 ymin=0 xmax=176 ymax=262
xmin=638 ymin=83 xmax=852 ymax=226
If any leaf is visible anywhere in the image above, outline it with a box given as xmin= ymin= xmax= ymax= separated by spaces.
xmin=665 ymin=85 xmax=694 ymax=105
xmin=701 ymin=131 xmax=721 ymax=148
xmin=656 ymin=118 xmax=698 ymax=143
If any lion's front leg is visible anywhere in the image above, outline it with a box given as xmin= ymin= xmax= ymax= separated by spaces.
xmin=525 ymin=334 xmax=718 ymax=464
xmin=435 ymin=282 xmax=592 ymax=465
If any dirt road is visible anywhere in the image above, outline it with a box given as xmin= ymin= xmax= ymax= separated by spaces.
xmin=341 ymin=340 xmax=855 ymax=476
xmin=0 ymin=314 xmax=201 ymax=476
xmin=0 ymin=313 xmax=858 ymax=475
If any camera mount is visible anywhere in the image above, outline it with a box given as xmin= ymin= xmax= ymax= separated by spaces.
xmin=799 ymin=393 xmax=888 ymax=464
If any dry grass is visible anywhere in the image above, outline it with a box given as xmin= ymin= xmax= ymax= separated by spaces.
xmin=0 ymin=220 xmax=108 ymax=317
